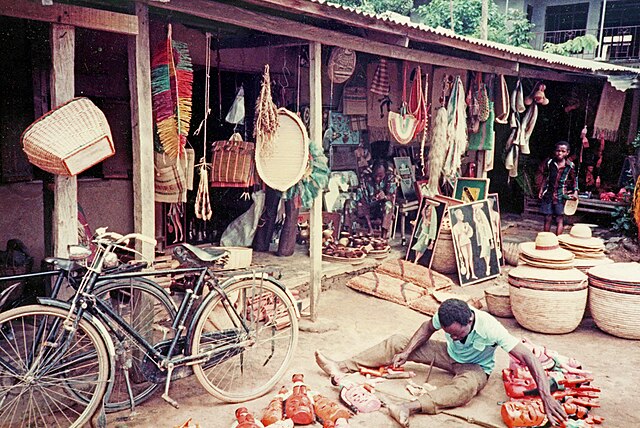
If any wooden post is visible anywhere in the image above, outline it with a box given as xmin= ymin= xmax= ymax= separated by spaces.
xmin=51 ymin=24 xmax=77 ymax=257
xmin=308 ymin=41 xmax=323 ymax=322
xmin=128 ymin=3 xmax=155 ymax=260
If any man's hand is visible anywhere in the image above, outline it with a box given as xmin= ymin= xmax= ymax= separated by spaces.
xmin=540 ymin=394 xmax=568 ymax=426
xmin=391 ymin=351 xmax=410 ymax=368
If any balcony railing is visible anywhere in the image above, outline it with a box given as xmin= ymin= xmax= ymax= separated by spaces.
xmin=531 ymin=25 xmax=640 ymax=62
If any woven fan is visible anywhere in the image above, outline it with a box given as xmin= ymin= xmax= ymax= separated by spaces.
xmin=151 ymin=25 xmax=193 ymax=159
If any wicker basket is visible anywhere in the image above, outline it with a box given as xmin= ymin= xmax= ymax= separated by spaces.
xmin=207 ymin=246 xmax=252 ymax=269
xmin=509 ymin=283 xmax=587 ymax=334
xmin=484 ymin=285 xmax=513 ymax=318
xmin=21 ymin=97 xmax=114 ymax=176
xmin=431 ymin=229 xmax=457 ymax=274
xmin=589 ymin=285 xmax=640 ymax=340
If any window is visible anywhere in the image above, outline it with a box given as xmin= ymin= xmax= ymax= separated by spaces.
xmin=544 ymin=3 xmax=589 ymax=44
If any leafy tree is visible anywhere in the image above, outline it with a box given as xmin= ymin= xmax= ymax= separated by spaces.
xmin=543 ymin=34 xmax=599 ymax=56
xmin=414 ymin=0 xmax=535 ymax=47
xmin=330 ymin=0 xmax=413 ymax=16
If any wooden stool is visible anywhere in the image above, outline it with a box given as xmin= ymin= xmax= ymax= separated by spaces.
xmin=392 ymin=199 xmax=419 ymax=246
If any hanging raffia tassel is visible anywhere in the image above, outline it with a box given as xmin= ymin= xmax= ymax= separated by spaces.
xmin=254 ymin=64 xmax=279 ymax=157
xmin=151 ymin=24 xmax=193 ymax=159
xmin=426 ymin=107 xmax=449 ymax=195
xmin=634 ymin=175 xmax=640 ymax=236
xmin=194 ymin=158 xmax=212 ymax=221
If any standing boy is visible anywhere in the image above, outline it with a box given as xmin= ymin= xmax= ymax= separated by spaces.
xmin=536 ymin=141 xmax=578 ymax=235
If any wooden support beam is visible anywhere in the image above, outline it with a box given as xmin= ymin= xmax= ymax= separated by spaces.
xmin=128 ymin=3 xmax=155 ymax=260
xmin=517 ymin=67 xmax=604 ymax=84
xmin=0 ymin=0 xmax=138 ymax=35
xmin=51 ymin=24 xmax=77 ymax=257
xmin=308 ymin=41 xmax=323 ymax=323
xmin=145 ymin=0 xmax=517 ymax=75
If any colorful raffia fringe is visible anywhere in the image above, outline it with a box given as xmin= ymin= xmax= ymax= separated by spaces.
xmin=634 ymin=174 xmax=640 ymax=236
xmin=285 ymin=141 xmax=329 ymax=209
xmin=151 ymin=25 xmax=193 ymax=159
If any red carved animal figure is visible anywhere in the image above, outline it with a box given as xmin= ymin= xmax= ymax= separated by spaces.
xmin=261 ymin=386 xmax=288 ymax=426
xmin=235 ymin=407 xmax=264 ymax=428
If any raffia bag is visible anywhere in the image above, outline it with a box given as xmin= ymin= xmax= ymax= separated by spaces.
xmin=21 ymin=97 xmax=114 ymax=176
xmin=210 ymin=133 xmax=255 ymax=188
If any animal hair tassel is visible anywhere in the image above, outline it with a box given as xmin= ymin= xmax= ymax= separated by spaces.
xmin=254 ymin=64 xmax=279 ymax=157
xmin=194 ymin=158 xmax=212 ymax=221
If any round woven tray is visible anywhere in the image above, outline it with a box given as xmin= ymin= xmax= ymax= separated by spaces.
xmin=589 ymin=286 xmax=640 ymax=339
xmin=484 ymin=286 xmax=513 ymax=318
xmin=509 ymin=284 xmax=587 ymax=334
xmin=431 ymin=230 xmax=457 ymax=274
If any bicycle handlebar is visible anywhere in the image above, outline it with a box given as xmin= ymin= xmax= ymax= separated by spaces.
xmin=94 ymin=229 xmax=157 ymax=247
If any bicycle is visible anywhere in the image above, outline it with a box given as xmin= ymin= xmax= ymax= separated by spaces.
xmin=0 ymin=230 xmax=299 ymax=427
xmin=0 ymin=248 xmax=177 ymax=413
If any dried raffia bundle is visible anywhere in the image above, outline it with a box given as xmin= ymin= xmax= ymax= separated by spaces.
xmin=426 ymin=107 xmax=448 ymax=195
xmin=254 ymin=64 xmax=279 ymax=157
xmin=444 ymin=76 xmax=467 ymax=180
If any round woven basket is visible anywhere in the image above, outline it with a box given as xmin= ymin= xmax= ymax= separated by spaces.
xmin=21 ymin=97 xmax=114 ymax=176
xmin=484 ymin=285 xmax=513 ymax=318
xmin=509 ymin=281 xmax=587 ymax=334
xmin=431 ymin=229 xmax=457 ymax=274
xmin=588 ymin=287 xmax=640 ymax=339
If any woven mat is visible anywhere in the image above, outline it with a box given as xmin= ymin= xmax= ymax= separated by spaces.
xmin=347 ymin=271 xmax=426 ymax=306
xmin=375 ymin=259 xmax=453 ymax=290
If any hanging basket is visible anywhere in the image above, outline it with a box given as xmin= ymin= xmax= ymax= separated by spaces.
xmin=21 ymin=97 xmax=114 ymax=176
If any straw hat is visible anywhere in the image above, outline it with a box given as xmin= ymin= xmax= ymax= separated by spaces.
xmin=509 ymin=265 xmax=586 ymax=283
xmin=519 ymin=232 xmax=574 ymax=263
xmin=564 ymin=198 xmax=579 ymax=216
xmin=558 ymin=224 xmax=604 ymax=249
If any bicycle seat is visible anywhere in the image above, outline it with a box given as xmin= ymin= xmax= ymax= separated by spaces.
xmin=43 ymin=257 xmax=75 ymax=272
xmin=180 ymin=243 xmax=228 ymax=263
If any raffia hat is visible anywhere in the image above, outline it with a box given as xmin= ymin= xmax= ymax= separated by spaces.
xmin=558 ymin=224 xmax=604 ymax=250
xmin=519 ymin=232 xmax=574 ymax=263
xmin=564 ymin=198 xmax=579 ymax=215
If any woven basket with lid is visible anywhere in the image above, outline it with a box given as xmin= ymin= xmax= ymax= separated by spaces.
xmin=508 ymin=266 xmax=587 ymax=334
xmin=21 ymin=97 xmax=114 ymax=176
xmin=431 ymin=222 xmax=457 ymax=275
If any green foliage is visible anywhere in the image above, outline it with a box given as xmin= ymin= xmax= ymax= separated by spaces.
xmin=611 ymin=170 xmax=638 ymax=237
xmin=413 ymin=0 xmax=534 ymax=47
xmin=543 ymin=34 xmax=599 ymax=56
xmin=329 ymin=0 xmax=413 ymax=15
xmin=631 ymin=131 xmax=640 ymax=150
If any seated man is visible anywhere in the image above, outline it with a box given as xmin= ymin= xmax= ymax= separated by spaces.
xmin=315 ymin=299 xmax=568 ymax=427
xmin=343 ymin=159 xmax=397 ymax=236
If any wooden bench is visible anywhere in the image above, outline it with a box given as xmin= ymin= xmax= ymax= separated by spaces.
xmin=524 ymin=196 xmax=628 ymax=218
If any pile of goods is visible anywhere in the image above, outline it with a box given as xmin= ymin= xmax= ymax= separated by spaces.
xmin=557 ymin=224 xmax=613 ymax=273
xmin=231 ymin=374 xmax=352 ymax=427
xmin=501 ymin=339 xmax=602 ymax=428
xmin=322 ymin=232 xmax=389 ymax=261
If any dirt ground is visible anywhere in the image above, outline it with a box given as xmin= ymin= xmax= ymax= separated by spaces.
xmin=108 ymin=215 xmax=640 ymax=428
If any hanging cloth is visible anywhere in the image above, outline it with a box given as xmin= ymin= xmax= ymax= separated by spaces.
xmin=388 ymin=62 xmax=419 ymax=145
xmin=225 ymin=85 xmax=245 ymax=125
xmin=408 ymin=66 xmax=428 ymax=137
xmin=370 ymin=58 xmax=390 ymax=96
xmin=494 ymin=75 xmax=510 ymax=124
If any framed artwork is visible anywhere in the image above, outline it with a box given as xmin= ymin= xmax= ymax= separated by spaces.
xmin=448 ymin=200 xmax=501 ymax=286
xmin=414 ymin=180 xmax=429 ymax=199
xmin=330 ymin=145 xmax=359 ymax=171
xmin=453 ymin=178 xmax=489 ymax=203
xmin=393 ymin=156 xmax=417 ymax=201
xmin=487 ymin=193 xmax=504 ymax=266
xmin=405 ymin=196 xmax=447 ymax=269
xmin=432 ymin=194 xmax=463 ymax=206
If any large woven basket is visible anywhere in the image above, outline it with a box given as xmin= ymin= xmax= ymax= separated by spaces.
xmin=587 ymin=263 xmax=640 ymax=339
xmin=431 ymin=228 xmax=457 ymax=274
xmin=484 ymin=285 xmax=513 ymax=318
xmin=21 ymin=97 xmax=114 ymax=176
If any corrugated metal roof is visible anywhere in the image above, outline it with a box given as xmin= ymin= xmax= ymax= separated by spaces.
xmin=306 ymin=0 xmax=640 ymax=74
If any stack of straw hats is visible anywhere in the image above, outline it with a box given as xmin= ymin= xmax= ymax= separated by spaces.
xmin=518 ymin=232 xmax=574 ymax=269
xmin=557 ymin=224 xmax=613 ymax=272
xmin=587 ymin=262 xmax=640 ymax=339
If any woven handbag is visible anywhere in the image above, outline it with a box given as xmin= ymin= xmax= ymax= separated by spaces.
xmin=210 ymin=133 xmax=255 ymax=188
xmin=21 ymin=97 xmax=114 ymax=176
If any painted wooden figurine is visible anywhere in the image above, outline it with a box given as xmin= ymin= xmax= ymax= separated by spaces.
xmin=284 ymin=374 xmax=315 ymax=425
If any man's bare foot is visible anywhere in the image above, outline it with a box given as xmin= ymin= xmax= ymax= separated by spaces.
xmin=387 ymin=402 xmax=411 ymax=427
xmin=315 ymin=351 xmax=349 ymax=379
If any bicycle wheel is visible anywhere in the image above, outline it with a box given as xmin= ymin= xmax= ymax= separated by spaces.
xmin=190 ymin=277 xmax=298 ymax=402
xmin=93 ymin=278 xmax=177 ymax=412
xmin=0 ymin=304 xmax=110 ymax=428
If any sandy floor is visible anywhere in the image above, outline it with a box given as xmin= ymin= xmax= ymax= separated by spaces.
xmin=107 ymin=216 xmax=640 ymax=427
